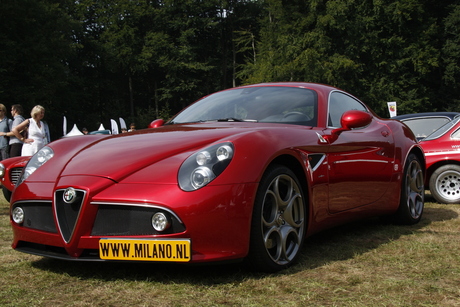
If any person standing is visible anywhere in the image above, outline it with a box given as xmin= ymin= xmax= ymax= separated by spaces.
xmin=0 ymin=104 xmax=11 ymax=160
xmin=12 ymin=105 xmax=48 ymax=156
xmin=3 ymin=104 xmax=25 ymax=157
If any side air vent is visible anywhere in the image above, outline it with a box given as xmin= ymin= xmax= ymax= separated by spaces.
xmin=10 ymin=167 xmax=23 ymax=185
xmin=308 ymin=153 xmax=326 ymax=171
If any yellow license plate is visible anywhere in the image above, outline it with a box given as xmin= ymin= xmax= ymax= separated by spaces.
xmin=99 ymin=238 xmax=191 ymax=262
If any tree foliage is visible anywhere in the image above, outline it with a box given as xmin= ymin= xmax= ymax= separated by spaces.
xmin=238 ymin=0 xmax=453 ymax=115
xmin=0 ymin=0 xmax=459 ymax=139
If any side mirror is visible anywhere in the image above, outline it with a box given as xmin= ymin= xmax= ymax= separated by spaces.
xmin=325 ymin=110 xmax=373 ymax=143
xmin=337 ymin=110 xmax=372 ymax=131
xmin=148 ymin=119 xmax=165 ymax=128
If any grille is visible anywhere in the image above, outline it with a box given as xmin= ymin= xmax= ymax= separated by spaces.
xmin=10 ymin=167 xmax=23 ymax=184
xmin=12 ymin=201 xmax=57 ymax=233
xmin=91 ymin=204 xmax=185 ymax=236
xmin=55 ymin=189 xmax=86 ymax=243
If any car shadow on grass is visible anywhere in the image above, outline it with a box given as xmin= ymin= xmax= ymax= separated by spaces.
xmin=292 ymin=202 xmax=458 ymax=273
xmin=0 ymin=205 xmax=9 ymax=216
xmin=30 ymin=203 xmax=458 ymax=283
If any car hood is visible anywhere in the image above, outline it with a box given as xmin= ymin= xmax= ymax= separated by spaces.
xmin=56 ymin=123 xmax=278 ymax=182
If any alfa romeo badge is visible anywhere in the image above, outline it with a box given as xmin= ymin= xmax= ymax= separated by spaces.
xmin=63 ymin=187 xmax=77 ymax=203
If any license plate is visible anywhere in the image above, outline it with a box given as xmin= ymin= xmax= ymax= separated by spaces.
xmin=99 ymin=238 xmax=191 ymax=262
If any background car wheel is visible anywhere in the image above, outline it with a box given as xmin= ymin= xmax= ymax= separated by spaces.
xmin=2 ymin=186 xmax=11 ymax=202
xmin=429 ymin=165 xmax=460 ymax=204
xmin=393 ymin=153 xmax=424 ymax=225
xmin=247 ymin=165 xmax=306 ymax=272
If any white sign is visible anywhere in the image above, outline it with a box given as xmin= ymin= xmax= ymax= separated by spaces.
xmin=387 ymin=102 xmax=397 ymax=117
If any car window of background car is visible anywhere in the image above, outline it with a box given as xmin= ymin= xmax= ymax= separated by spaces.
xmin=327 ymin=92 xmax=368 ymax=128
xmin=170 ymin=87 xmax=318 ymax=126
xmin=451 ymin=128 xmax=460 ymax=139
xmin=424 ymin=117 xmax=460 ymax=141
xmin=402 ymin=117 xmax=451 ymax=140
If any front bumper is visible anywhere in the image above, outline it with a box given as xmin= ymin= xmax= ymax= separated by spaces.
xmin=11 ymin=178 xmax=258 ymax=263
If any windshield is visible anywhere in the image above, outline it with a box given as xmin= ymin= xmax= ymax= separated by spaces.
xmin=424 ymin=116 xmax=460 ymax=140
xmin=170 ymin=86 xmax=318 ymax=126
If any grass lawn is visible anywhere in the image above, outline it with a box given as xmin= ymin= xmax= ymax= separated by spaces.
xmin=1 ymin=193 xmax=459 ymax=306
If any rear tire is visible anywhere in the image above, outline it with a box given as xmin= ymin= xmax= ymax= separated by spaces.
xmin=393 ymin=153 xmax=424 ymax=225
xmin=247 ymin=165 xmax=306 ymax=272
xmin=429 ymin=165 xmax=460 ymax=204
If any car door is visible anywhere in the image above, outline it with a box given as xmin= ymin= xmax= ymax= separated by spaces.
xmin=326 ymin=91 xmax=395 ymax=213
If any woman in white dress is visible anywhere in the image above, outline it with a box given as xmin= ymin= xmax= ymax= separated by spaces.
xmin=12 ymin=105 xmax=48 ymax=156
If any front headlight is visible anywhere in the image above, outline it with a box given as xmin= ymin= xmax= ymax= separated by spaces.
xmin=178 ymin=142 xmax=234 ymax=191
xmin=16 ymin=146 xmax=54 ymax=186
xmin=0 ymin=163 xmax=5 ymax=178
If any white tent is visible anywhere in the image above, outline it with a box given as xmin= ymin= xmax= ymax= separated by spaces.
xmin=65 ymin=124 xmax=84 ymax=136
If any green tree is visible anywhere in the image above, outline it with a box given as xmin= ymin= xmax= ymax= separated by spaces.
xmin=441 ymin=3 xmax=460 ymax=111
xmin=2 ymin=0 xmax=460 ymax=134
xmin=237 ymin=0 xmax=450 ymax=117
xmin=0 ymin=0 xmax=79 ymax=137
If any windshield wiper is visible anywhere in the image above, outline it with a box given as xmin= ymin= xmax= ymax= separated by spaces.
xmin=170 ymin=118 xmax=258 ymax=124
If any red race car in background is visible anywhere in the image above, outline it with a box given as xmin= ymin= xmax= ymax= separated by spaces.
xmin=418 ymin=116 xmax=460 ymax=204
xmin=2 ymin=82 xmax=425 ymax=272
xmin=392 ymin=112 xmax=460 ymax=141
xmin=0 ymin=156 xmax=29 ymax=202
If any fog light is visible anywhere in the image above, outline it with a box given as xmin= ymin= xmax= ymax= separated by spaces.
xmin=151 ymin=212 xmax=171 ymax=232
xmin=12 ymin=207 xmax=24 ymax=224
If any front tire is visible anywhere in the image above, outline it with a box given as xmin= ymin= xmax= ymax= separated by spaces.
xmin=247 ymin=165 xmax=306 ymax=272
xmin=429 ymin=165 xmax=460 ymax=204
xmin=393 ymin=153 xmax=424 ymax=225
xmin=2 ymin=186 xmax=11 ymax=203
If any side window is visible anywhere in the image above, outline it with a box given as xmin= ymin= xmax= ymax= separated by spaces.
xmin=328 ymin=92 xmax=368 ymax=127
xmin=451 ymin=128 xmax=460 ymax=139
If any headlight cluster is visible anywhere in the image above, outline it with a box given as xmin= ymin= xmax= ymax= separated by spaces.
xmin=16 ymin=146 xmax=54 ymax=186
xmin=0 ymin=163 xmax=5 ymax=178
xmin=178 ymin=142 xmax=234 ymax=191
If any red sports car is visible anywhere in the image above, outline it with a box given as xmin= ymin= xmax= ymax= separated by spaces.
xmin=418 ymin=116 xmax=460 ymax=204
xmin=4 ymin=82 xmax=425 ymax=272
xmin=0 ymin=156 xmax=29 ymax=202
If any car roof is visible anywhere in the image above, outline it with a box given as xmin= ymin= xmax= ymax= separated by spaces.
xmin=392 ymin=112 xmax=460 ymax=121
